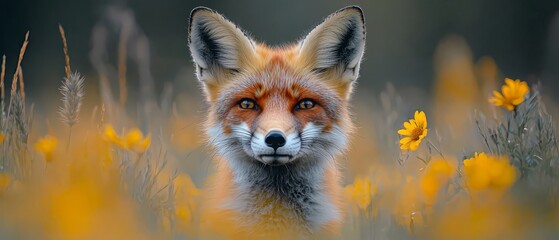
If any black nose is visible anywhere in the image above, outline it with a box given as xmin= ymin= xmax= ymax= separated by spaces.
xmin=265 ymin=131 xmax=286 ymax=150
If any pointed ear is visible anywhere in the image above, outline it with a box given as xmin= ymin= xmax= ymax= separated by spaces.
xmin=188 ymin=7 xmax=256 ymax=91
xmin=298 ymin=6 xmax=366 ymax=82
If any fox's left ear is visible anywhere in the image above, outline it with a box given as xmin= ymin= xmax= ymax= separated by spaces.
xmin=298 ymin=6 xmax=366 ymax=84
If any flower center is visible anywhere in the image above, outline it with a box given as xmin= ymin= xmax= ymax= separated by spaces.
xmin=411 ymin=128 xmax=423 ymax=141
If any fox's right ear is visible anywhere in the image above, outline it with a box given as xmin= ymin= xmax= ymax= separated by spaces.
xmin=188 ymin=7 xmax=256 ymax=98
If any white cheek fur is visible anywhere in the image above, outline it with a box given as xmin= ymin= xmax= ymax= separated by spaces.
xmin=208 ymin=121 xmax=348 ymax=164
xmin=299 ymin=123 xmax=348 ymax=161
xmin=206 ymin=121 xmax=348 ymax=231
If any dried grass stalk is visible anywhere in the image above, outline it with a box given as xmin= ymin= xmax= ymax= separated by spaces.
xmin=59 ymin=72 xmax=84 ymax=127
xmin=58 ymin=24 xmax=71 ymax=79
xmin=10 ymin=92 xmax=28 ymax=144
xmin=17 ymin=67 xmax=24 ymax=100
xmin=8 ymin=32 xmax=29 ymax=115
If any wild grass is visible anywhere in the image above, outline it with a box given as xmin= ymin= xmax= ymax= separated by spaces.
xmin=0 ymin=9 xmax=558 ymax=240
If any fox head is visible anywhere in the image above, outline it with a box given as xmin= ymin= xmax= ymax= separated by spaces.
xmin=188 ymin=6 xmax=365 ymax=168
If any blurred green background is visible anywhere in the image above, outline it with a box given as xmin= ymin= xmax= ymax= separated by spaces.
xmin=1 ymin=0 xmax=558 ymax=108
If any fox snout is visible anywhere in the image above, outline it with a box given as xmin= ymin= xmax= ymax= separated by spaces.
xmin=252 ymin=126 xmax=301 ymax=166
xmin=264 ymin=130 xmax=286 ymax=150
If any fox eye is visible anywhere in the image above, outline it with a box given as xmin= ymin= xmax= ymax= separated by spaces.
xmin=296 ymin=99 xmax=316 ymax=110
xmin=238 ymin=99 xmax=257 ymax=109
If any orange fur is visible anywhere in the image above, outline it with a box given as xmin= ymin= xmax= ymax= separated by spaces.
xmin=189 ymin=5 xmax=365 ymax=238
xmin=201 ymin=158 xmax=344 ymax=239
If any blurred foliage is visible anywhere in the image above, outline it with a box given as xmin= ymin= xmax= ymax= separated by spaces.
xmin=1 ymin=3 xmax=559 ymax=240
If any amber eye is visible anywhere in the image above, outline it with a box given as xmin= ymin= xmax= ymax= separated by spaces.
xmin=296 ymin=99 xmax=316 ymax=110
xmin=238 ymin=98 xmax=257 ymax=109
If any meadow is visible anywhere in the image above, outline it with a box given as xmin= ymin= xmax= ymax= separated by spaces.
xmin=0 ymin=13 xmax=559 ymax=240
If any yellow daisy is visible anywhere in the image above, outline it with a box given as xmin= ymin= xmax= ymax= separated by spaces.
xmin=489 ymin=78 xmax=529 ymax=111
xmin=463 ymin=152 xmax=517 ymax=191
xmin=420 ymin=159 xmax=456 ymax=204
xmin=103 ymin=125 xmax=151 ymax=153
xmin=344 ymin=176 xmax=377 ymax=211
xmin=398 ymin=111 xmax=428 ymax=151
xmin=35 ymin=135 xmax=58 ymax=162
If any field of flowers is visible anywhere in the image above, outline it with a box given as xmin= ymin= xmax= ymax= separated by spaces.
xmin=0 ymin=21 xmax=558 ymax=240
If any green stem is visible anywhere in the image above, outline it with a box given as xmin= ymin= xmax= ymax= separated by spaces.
xmin=66 ymin=126 xmax=72 ymax=152
xmin=427 ymin=139 xmax=445 ymax=160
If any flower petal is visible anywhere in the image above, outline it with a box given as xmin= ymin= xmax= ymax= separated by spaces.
xmin=403 ymin=121 xmax=412 ymax=130
xmin=409 ymin=140 xmax=421 ymax=151
xmin=398 ymin=129 xmax=411 ymax=136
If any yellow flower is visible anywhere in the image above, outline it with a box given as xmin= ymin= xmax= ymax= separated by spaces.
xmin=103 ymin=125 xmax=151 ymax=153
xmin=134 ymin=135 xmax=151 ymax=153
xmin=489 ymin=78 xmax=529 ymax=111
xmin=35 ymin=135 xmax=58 ymax=162
xmin=104 ymin=124 xmax=119 ymax=143
xmin=174 ymin=174 xmax=202 ymax=233
xmin=463 ymin=152 xmax=517 ymax=191
xmin=124 ymin=128 xmax=143 ymax=148
xmin=345 ymin=176 xmax=377 ymax=213
xmin=398 ymin=111 xmax=428 ymax=151
xmin=0 ymin=132 xmax=5 ymax=144
xmin=0 ymin=173 xmax=10 ymax=193
xmin=420 ymin=159 xmax=456 ymax=204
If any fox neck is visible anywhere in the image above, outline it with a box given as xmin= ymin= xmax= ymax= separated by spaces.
xmin=224 ymin=156 xmax=341 ymax=231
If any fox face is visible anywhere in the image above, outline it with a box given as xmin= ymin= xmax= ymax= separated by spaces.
xmin=188 ymin=6 xmax=365 ymax=233
xmin=189 ymin=6 xmax=365 ymax=169
xmin=211 ymin=68 xmax=348 ymax=167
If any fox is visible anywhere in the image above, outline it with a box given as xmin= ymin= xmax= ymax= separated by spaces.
xmin=188 ymin=5 xmax=366 ymax=238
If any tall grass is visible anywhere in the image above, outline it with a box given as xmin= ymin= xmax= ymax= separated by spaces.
xmin=0 ymin=8 xmax=558 ymax=240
